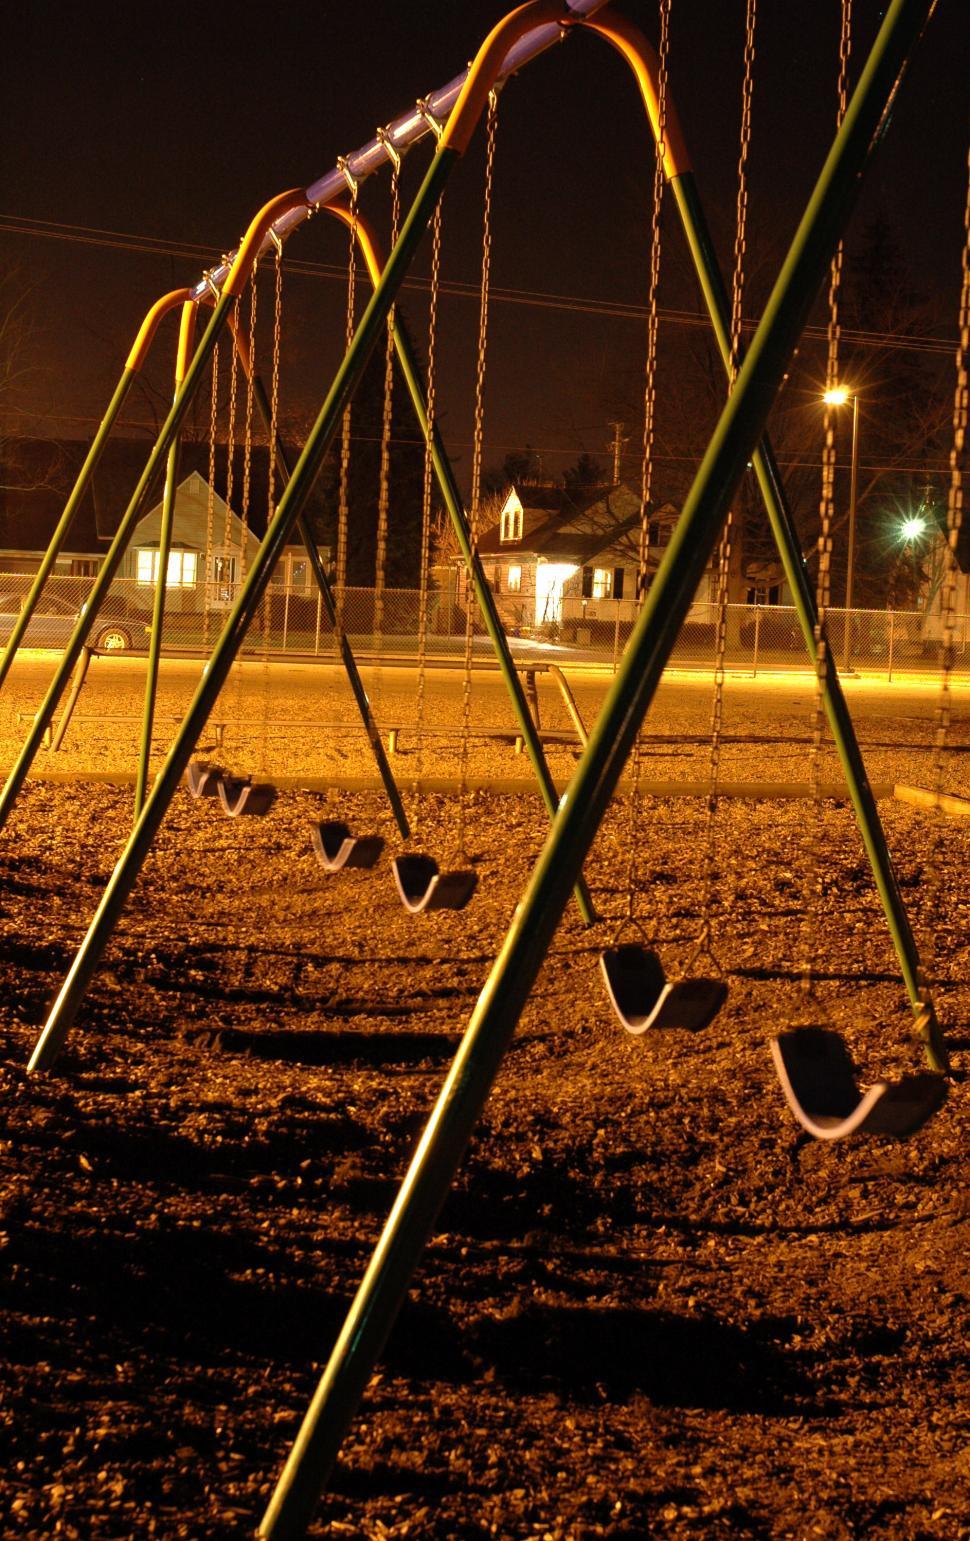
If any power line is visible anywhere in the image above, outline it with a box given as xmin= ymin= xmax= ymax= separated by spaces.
xmin=6 ymin=410 xmax=952 ymax=481
xmin=0 ymin=211 xmax=958 ymax=360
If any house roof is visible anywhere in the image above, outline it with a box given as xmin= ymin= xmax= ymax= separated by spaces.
xmin=0 ymin=437 xmax=291 ymax=556
xmin=132 ymin=470 xmax=263 ymax=556
xmin=478 ymin=482 xmax=676 ymax=567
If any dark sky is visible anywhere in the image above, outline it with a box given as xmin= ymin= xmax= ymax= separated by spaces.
xmin=1 ymin=0 xmax=966 ymax=491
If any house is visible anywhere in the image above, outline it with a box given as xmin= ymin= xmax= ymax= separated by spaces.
xmin=123 ymin=469 xmax=311 ymax=614
xmin=473 ymin=481 xmax=733 ymax=640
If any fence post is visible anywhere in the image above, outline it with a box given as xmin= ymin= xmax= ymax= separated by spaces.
xmin=612 ymin=609 xmax=621 ymax=672
xmin=314 ymin=588 xmax=322 ymax=655
xmin=752 ymin=604 xmax=761 ymax=678
xmin=282 ymin=580 xmax=290 ymax=652
xmin=887 ymin=610 xmax=895 ymax=682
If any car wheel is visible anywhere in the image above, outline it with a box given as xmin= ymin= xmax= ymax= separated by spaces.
xmin=95 ymin=624 xmax=132 ymax=653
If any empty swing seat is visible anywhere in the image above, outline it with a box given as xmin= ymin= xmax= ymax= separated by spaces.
xmin=771 ymin=1029 xmax=947 ymax=1140
xmin=600 ymin=944 xmax=727 ymax=1034
xmin=311 ymin=820 xmax=384 ymax=872
xmin=185 ymin=761 xmax=225 ymax=799
xmin=217 ymin=775 xmax=278 ymax=818
xmin=391 ymin=853 xmax=477 ymax=914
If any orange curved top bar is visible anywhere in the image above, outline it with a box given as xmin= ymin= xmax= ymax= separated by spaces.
xmin=326 ymin=203 xmax=385 ymax=288
xmin=441 ymin=0 xmax=565 ymax=156
xmin=226 ymin=307 xmax=253 ymax=377
xmin=125 ymin=288 xmax=196 ymax=372
xmin=580 ymin=7 xmax=691 ymax=179
xmin=174 ymin=302 xmax=198 ymax=387
xmin=222 ymin=188 xmax=309 ymax=298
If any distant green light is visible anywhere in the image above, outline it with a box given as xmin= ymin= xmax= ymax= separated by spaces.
xmin=900 ymin=516 xmax=926 ymax=541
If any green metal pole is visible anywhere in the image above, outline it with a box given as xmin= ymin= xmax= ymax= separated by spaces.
xmin=669 ymin=171 xmax=945 ymax=1070
xmin=0 ymin=369 xmax=135 ymax=694
xmin=258 ymin=4 xmax=935 ymax=1532
xmin=0 ymin=291 xmax=237 ymax=836
xmin=28 ymin=144 xmax=458 ymax=1074
xmin=386 ymin=305 xmax=596 ymax=922
xmin=134 ymin=432 xmax=180 ymax=820
xmin=246 ymin=366 xmax=411 ymax=840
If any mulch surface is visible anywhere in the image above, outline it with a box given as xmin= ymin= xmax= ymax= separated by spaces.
xmin=0 ymin=777 xmax=968 ymax=1539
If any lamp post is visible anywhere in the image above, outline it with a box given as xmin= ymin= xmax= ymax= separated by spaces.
xmin=823 ymin=385 xmax=860 ymax=669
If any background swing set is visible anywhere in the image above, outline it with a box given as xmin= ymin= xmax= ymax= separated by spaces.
xmin=0 ymin=0 xmax=966 ymax=1531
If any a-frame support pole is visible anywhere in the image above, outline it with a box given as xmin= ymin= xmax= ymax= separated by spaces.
xmin=258 ymin=3 xmax=936 ymax=1533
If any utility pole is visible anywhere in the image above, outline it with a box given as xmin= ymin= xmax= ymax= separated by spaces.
xmin=607 ymin=421 xmax=628 ymax=485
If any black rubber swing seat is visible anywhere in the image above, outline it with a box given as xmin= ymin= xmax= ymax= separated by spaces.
xmin=771 ymin=1028 xmax=948 ymax=1141
xmin=185 ymin=761 xmax=225 ymax=799
xmin=391 ymin=853 xmax=478 ymax=914
xmin=217 ymin=775 xmax=278 ymax=818
xmin=311 ymin=820 xmax=384 ymax=872
xmin=599 ymin=943 xmax=727 ymax=1034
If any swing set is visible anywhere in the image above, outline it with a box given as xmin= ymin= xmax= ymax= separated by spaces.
xmin=0 ymin=0 xmax=965 ymax=1529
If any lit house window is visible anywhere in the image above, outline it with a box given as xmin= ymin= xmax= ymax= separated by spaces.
xmin=500 ymin=505 xmax=522 ymax=542
xmin=507 ymin=564 xmax=522 ymax=593
xmin=592 ymin=568 xmax=613 ymax=600
xmin=136 ymin=549 xmax=198 ymax=587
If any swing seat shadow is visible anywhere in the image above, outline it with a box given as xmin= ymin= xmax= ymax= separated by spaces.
xmin=217 ymin=776 xmax=277 ymax=818
xmin=392 ymin=853 xmax=478 ymax=913
xmin=600 ymin=944 xmax=727 ymax=1033
xmin=184 ymin=761 xmax=225 ymax=799
xmin=771 ymin=1028 xmax=948 ymax=1140
xmin=312 ymin=820 xmax=384 ymax=872
xmin=182 ymin=1023 xmax=465 ymax=1066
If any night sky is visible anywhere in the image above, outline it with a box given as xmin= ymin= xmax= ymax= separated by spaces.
xmin=1 ymin=0 xmax=967 ymax=494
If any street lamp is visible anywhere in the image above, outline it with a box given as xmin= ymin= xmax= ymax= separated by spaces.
xmin=823 ymin=385 xmax=860 ymax=669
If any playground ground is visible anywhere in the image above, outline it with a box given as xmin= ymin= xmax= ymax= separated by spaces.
xmin=0 ymin=660 xmax=968 ymax=1537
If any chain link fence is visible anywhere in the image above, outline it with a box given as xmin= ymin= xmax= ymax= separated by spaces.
xmin=0 ymin=571 xmax=967 ymax=679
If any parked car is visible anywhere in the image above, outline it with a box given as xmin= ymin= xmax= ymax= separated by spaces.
xmin=0 ymin=592 xmax=136 ymax=653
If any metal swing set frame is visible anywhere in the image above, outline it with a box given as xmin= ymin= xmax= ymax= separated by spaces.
xmin=0 ymin=0 xmax=957 ymax=1525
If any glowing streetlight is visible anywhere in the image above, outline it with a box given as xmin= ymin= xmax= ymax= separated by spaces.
xmin=823 ymin=385 xmax=860 ymax=669
xmin=900 ymin=515 xmax=926 ymax=542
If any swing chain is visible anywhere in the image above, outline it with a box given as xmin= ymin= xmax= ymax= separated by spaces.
xmin=623 ymin=0 xmax=670 ymax=930
xmin=697 ymin=0 xmax=758 ymax=964
xmin=261 ymin=240 xmax=284 ymax=668
xmin=800 ymin=0 xmax=852 ymax=997
xmin=414 ymin=198 xmax=444 ymax=833
xmin=374 ymin=158 xmax=402 ymax=641
xmin=469 ymin=91 xmax=499 ymax=525
xmin=730 ymin=0 xmax=756 ymax=385
xmin=923 ymin=145 xmax=970 ymax=982
xmin=267 ymin=245 xmax=283 ymax=521
xmin=459 ymin=88 xmax=500 ymax=859
xmin=336 ymin=182 xmax=359 ymax=630
xmin=203 ymin=340 xmax=220 ymax=646
xmin=222 ymin=304 xmax=240 ymax=578
xmin=238 ymin=259 xmax=258 ymax=584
